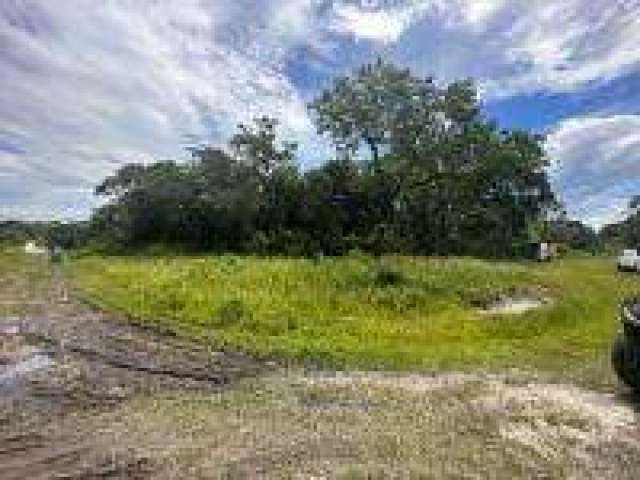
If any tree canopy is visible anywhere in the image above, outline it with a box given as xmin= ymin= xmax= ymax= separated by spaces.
xmin=88 ymin=59 xmax=559 ymax=257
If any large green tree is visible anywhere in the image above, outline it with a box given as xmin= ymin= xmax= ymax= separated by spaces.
xmin=309 ymin=59 xmax=555 ymax=256
xmin=89 ymin=60 xmax=558 ymax=258
xmin=309 ymin=58 xmax=440 ymax=166
xmin=229 ymin=116 xmax=302 ymax=251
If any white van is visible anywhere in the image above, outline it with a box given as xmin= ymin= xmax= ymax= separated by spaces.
xmin=617 ymin=249 xmax=640 ymax=272
xmin=24 ymin=241 xmax=46 ymax=255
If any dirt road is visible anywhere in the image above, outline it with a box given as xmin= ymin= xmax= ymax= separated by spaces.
xmin=0 ymin=271 xmax=263 ymax=479
xmin=1 ymin=265 xmax=640 ymax=478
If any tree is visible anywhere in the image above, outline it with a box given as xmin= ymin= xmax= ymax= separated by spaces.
xmin=229 ymin=116 xmax=298 ymax=189
xmin=308 ymin=59 xmax=557 ymax=256
xmin=309 ymin=58 xmax=440 ymax=166
xmin=300 ymin=158 xmax=366 ymax=255
xmin=188 ymin=146 xmax=261 ymax=250
xmin=547 ymin=218 xmax=598 ymax=252
xmin=601 ymin=196 xmax=640 ymax=250
xmin=88 ymin=60 xmax=559 ymax=259
xmin=229 ymin=116 xmax=302 ymax=248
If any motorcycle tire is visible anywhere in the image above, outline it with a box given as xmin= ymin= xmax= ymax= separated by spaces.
xmin=612 ymin=334 xmax=640 ymax=390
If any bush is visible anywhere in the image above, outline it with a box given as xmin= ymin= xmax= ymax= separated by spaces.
xmin=215 ymin=299 xmax=250 ymax=327
xmin=373 ymin=266 xmax=406 ymax=288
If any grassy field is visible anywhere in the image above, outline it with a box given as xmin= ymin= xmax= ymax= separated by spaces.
xmin=3 ymin=247 xmax=639 ymax=477
xmin=0 ymin=245 xmax=52 ymax=318
xmin=69 ymin=253 xmax=639 ymax=377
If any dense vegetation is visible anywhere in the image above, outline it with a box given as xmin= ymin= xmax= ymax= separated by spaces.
xmin=85 ymin=60 xmax=558 ymax=258
xmin=600 ymin=196 xmax=640 ymax=251
xmin=0 ymin=221 xmax=48 ymax=243
xmin=71 ymin=255 xmax=635 ymax=374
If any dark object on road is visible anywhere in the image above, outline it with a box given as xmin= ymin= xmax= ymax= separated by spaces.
xmin=48 ymin=245 xmax=64 ymax=263
xmin=612 ymin=298 xmax=640 ymax=390
xmin=527 ymin=242 xmax=557 ymax=262
xmin=617 ymin=248 xmax=640 ymax=272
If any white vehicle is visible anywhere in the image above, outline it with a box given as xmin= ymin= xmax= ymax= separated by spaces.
xmin=529 ymin=242 xmax=555 ymax=262
xmin=23 ymin=241 xmax=46 ymax=255
xmin=617 ymin=249 xmax=640 ymax=272
xmin=538 ymin=242 xmax=551 ymax=262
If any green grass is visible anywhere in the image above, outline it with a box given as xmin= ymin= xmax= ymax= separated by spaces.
xmin=69 ymin=253 xmax=639 ymax=373
xmin=0 ymin=245 xmax=51 ymax=318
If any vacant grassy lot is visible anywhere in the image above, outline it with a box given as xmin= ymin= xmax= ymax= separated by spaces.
xmin=70 ymin=254 xmax=638 ymax=378
xmin=3 ymin=248 xmax=639 ymax=478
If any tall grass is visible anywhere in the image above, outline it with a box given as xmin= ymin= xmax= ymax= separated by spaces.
xmin=70 ymin=254 xmax=638 ymax=372
xmin=0 ymin=246 xmax=51 ymax=318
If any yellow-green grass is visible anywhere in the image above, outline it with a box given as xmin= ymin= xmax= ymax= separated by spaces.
xmin=0 ymin=245 xmax=51 ymax=318
xmin=69 ymin=254 xmax=639 ymax=375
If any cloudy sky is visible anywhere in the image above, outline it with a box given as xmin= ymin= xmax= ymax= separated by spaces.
xmin=1 ymin=0 xmax=639 ymax=227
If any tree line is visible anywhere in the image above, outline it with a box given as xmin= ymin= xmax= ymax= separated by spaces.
xmin=72 ymin=60 xmax=565 ymax=257
xmin=600 ymin=196 xmax=640 ymax=252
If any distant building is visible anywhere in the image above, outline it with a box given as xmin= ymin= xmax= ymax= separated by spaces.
xmin=528 ymin=242 xmax=558 ymax=262
xmin=24 ymin=241 xmax=46 ymax=255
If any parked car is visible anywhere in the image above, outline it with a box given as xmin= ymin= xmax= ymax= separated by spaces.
xmin=612 ymin=297 xmax=640 ymax=390
xmin=617 ymin=249 xmax=640 ymax=272
xmin=23 ymin=240 xmax=46 ymax=255
xmin=528 ymin=242 xmax=557 ymax=262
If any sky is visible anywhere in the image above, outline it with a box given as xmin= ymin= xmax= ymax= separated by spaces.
xmin=1 ymin=0 xmax=639 ymax=228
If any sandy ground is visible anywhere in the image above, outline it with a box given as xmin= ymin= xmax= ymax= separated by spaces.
xmin=0 ymin=270 xmax=263 ymax=479
xmin=1 ymin=268 xmax=639 ymax=478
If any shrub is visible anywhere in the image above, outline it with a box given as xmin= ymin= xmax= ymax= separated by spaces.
xmin=215 ymin=299 xmax=250 ymax=327
xmin=373 ymin=266 xmax=406 ymax=288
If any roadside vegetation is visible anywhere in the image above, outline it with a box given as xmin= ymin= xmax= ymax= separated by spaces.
xmin=22 ymin=59 xmax=572 ymax=259
xmin=71 ymin=254 xmax=636 ymax=382
xmin=3 ymin=246 xmax=639 ymax=478
xmin=0 ymin=246 xmax=51 ymax=318
xmin=4 ymin=58 xmax=637 ymax=395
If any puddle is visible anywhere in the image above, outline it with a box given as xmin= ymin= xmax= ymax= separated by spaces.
xmin=0 ymin=353 xmax=54 ymax=385
xmin=0 ymin=317 xmax=23 ymax=335
xmin=480 ymin=297 xmax=549 ymax=315
xmin=1 ymin=316 xmax=50 ymax=336
xmin=0 ymin=324 xmax=20 ymax=335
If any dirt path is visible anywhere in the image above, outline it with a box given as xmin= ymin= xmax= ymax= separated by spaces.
xmin=1 ymin=264 xmax=640 ymax=478
xmin=0 ymin=269 xmax=263 ymax=478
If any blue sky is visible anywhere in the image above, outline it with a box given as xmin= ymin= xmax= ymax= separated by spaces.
xmin=1 ymin=0 xmax=639 ymax=228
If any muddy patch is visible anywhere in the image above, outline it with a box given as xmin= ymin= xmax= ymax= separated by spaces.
xmin=0 ymin=352 xmax=54 ymax=385
xmin=468 ymin=284 xmax=552 ymax=315
xmin=79 ymin=370 xmax=640 ymax=479
xmin=299 ymin=372 xmax=640 ymax=477
xmin=0 ymin=300 xmax=263 ymax=479
xmin=1 ymin=321 xmax=55 ymax=392
xmin=480 ymin=296 xmax=551 ymax=315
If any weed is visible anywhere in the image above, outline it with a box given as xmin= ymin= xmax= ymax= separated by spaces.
xmin=372 ymin=266 xmax=406 ymax=288
xmin=69 ymin=255 xmax=635 ymax=374
xmin=215 ymin=299 xmax=250 ymax=327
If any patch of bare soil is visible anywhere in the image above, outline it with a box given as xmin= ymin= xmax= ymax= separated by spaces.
xmin=51 ymin=370 xmax=637 ymax=479
xmin=480 ymin=296 xmax=550 ymax=315
xmin=0 ymin=272 xmax=263 ymax=479
xmin=473 ymin=285 xmax=552 ymax=315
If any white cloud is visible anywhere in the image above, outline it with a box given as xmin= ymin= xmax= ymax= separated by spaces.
xmin=462 ymin=0 xmax=505 ymax=28
xmin=0 ymin=186 xmax=100 ymax=222
xmin=2 ymin=0 xmax=640 ymax=221
xmin=329 ymin=0 xmax=505 ymax=43
xmin=335 ymin=0 xmax=640 ymax=99
xmin=491 ymin=0 xmax=640 ymax=96
xmin=546 ymin=115 xmax=640 ymax=228
xmin=330 ymin=2 xmax=431 ymax=43
xmin=0 ymin=0 xmax=327 ymax=220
